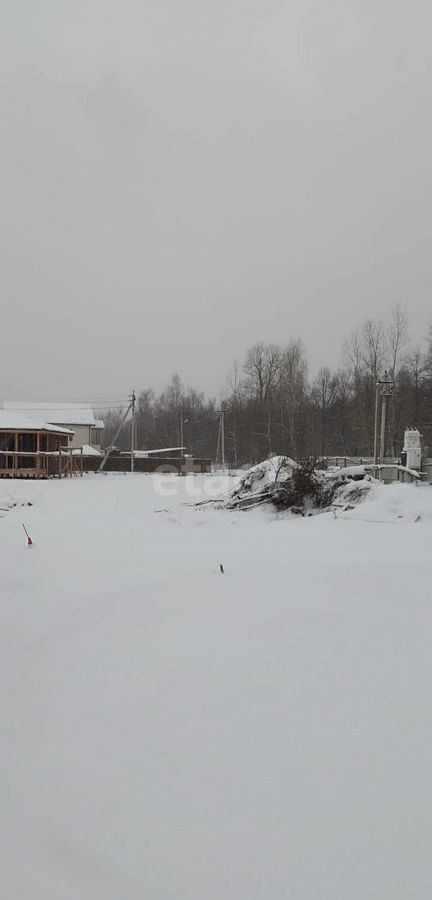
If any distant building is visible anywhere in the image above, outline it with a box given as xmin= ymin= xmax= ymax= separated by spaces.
xmin=0 ymin=402 xmax=104 ymax=451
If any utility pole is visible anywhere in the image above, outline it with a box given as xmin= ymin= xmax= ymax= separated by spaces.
xmin=379 ymin=383 xmax=387 ymax=464
xmin=180 ymin=408 xmax=184 ymax=451
xmin=379 ymin=372 xmax=394 ymax=464
xmin=373 ymin=380 xmax=380 ymax=466
xmin=130 ymin=390 xmax=136 ymax=473
xmin=217 ymin=407 xmax=225 ymax=468
xmin=99 ymin=399 xmax=133 ymax=472
xmin=374 ymin=371 xmax=395 ymax=466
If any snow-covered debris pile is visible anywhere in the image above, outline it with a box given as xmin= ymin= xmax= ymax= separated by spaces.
xmin=330 ymin=473 xmax=376 ymax=508
xmin=216 ymin=457 xmax=377 ymax=513
xmin=225 ymin=456 xmax=297 ymax=509
xmin=270 ymin=462 xmax=377 ymax=513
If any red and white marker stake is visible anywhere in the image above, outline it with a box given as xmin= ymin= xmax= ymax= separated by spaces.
xmin=22 ymin=524 xmax=33 ymax=547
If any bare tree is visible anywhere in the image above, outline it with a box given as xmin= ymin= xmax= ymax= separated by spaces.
xmin=361 ymin=318 xmax=386 ymax=383
xmin=243 ymin=343 xmax=282 ymax=456
xmin=386 ymin=305 xmax=410 ymax=453
xmin=225 ymin=362 xmax=241 ymax=467
xmin=312 ymin=367 xmax=336 ymax=457
xmin=387 ymin=304 xmax=409 ymax=379
xmin=278 ymin=340 xmax=308 ymax=458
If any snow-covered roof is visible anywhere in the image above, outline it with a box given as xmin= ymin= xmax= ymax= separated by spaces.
xmin=72 ymin=444 xmax=102 ymax=456
xmin=0 ymin=411 xmax=74 ymax=434
xmin=93 ymin=419 xmax=105 ymax=430
xmin=1 ymin=401 xmax=100 ymax=427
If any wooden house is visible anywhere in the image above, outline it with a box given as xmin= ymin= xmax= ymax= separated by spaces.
xmin=0 ymin=412 xmax=74 ymax=478
xmin=0 ymin=402 xmax=104 ymax=451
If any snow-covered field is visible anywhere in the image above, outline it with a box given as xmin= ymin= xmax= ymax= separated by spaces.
xmin=1 ymin=473 xmax=432 ymax=899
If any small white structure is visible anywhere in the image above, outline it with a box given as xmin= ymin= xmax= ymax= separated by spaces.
xmin=0 ymin=402 xmax=104 ymax=451
xmin=403 ymin=428 xmax=422 ymax=471
xmin=131 ymin=447 xmax=186 ymax=459
xmin=71 ymin=444 xmax=101 ymax=457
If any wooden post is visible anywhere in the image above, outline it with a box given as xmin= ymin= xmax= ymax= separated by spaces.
xmin=36 ymin=432 xmax=41 ymax=474
xmin=58 ymin=447 xmax=62 ymax=478
xmin=14 ymin=432 xmax=18 ymax=471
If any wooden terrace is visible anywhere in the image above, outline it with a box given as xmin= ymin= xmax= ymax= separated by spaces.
xmin=0 ymin=415 xmax=75 ymax=478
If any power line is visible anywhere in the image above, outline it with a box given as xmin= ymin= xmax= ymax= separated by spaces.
xmin=3 ymin=403 xmax=129 ymax=411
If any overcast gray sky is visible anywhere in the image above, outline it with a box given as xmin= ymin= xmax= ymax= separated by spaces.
xmin=1 ymin=0 xmax=432 ymax=401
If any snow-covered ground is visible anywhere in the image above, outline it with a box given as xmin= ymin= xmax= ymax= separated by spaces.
xmin=1 ymin=473 xmax=432 ymax=899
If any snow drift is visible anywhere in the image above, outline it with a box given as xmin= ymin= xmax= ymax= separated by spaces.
xmin=2 ymin=474 xmax=432 ymax=898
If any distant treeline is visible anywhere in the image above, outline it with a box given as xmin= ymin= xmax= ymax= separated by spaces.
xmin=101 ymin=306 xmax=432 ymax=464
